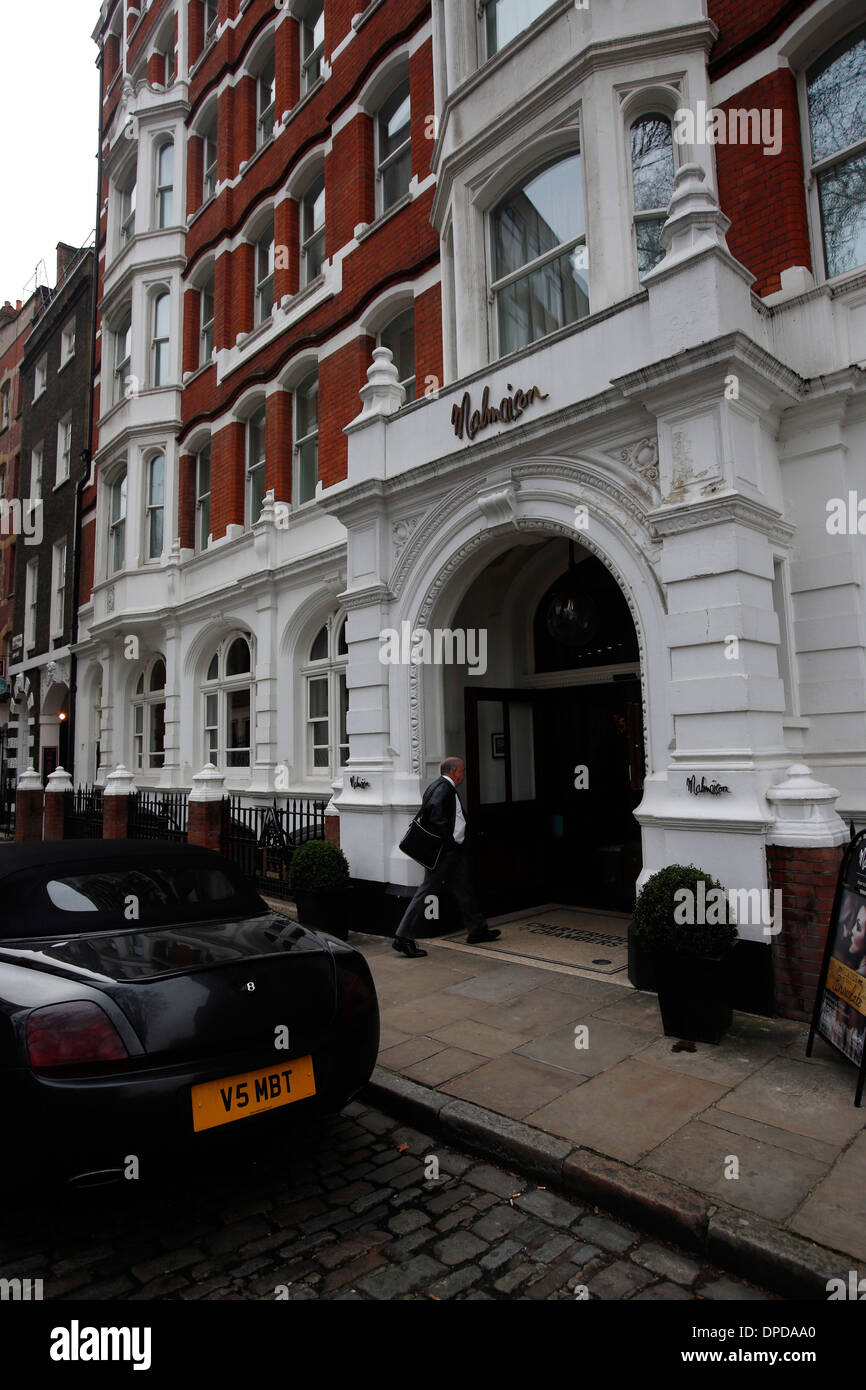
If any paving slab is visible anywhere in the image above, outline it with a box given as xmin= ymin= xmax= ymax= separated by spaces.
xmin=439 ymin=1052 xmax=580 ymax=1119
xmin=591 ymin=991 xmax=664 ymax=1033
xmin=698 ymin=1105 xmax=842 ymax=1165
xmin=380 ymin=991 xmax=486 ymax=1035
xmin=715 ymin=1057 xmax=866 ymax=1147
xmin=526 ymin=1058 xmax=727 ymax=1163
xmin=377 ymin=1036 xmax=448 ymax=1069
xmin=516 ymin=1016 xmax=654 ymax=1077
xmin=401 ymin=1047 xmax=489 ymax=1087
xmin=469 ymin=986 xmax=589 ymax=1035
xmin=429 ymin=1017 xmax=537 ymax=1058
xmin=640 ymin=1117 xmax=828 ymax=1222
xmin=444 ymin=963 xmax=551 ymax=1003
xmin=790 ymin=1130 xmax=866 ymax=1262
xmin=635 ymin=1031 xmax=783 ymax=1087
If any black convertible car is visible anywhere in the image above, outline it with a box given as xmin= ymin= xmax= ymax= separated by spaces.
xmin=0 ymin=840 xmax=379 ymax=1185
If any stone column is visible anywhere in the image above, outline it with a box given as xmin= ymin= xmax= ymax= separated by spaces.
xmin=161 ymin=621 xmax=182 ymax=787
xmin=44 ymin=766 xmax=73 ymax=840
xmin=324 ymin=788 xmax=340 ymax=849
xmin=103 ymin=764 xmax=137 ymax=840
xmin=766 ymin=764 xmax=849 ymax=1020
xmin=188 ymin=763 xmax=226 ymax=851
xmin=15 ymin=764 xmax=43 ymax=843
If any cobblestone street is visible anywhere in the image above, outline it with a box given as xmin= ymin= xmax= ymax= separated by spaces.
xmin=0 ymin=1101 xmax=775 ymax=1301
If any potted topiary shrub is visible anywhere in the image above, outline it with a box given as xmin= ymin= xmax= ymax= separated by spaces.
xmin=632 ymin=864 xmax=738 ymax=1044
xmin=288 ymin=840 xmax=351 ymax=941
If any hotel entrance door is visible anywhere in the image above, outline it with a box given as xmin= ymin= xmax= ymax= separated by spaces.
xmin=464 ymin=682 xmax=644 ymax=916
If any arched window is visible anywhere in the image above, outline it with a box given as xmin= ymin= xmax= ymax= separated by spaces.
xmin=294 ymin=372 xmax=318 ymax=504
xmin=377 ymin=81 xmax=411 ymax=213
xmin=196 ymin=443 xmax=211 ymax=550
xmin=629 ymin=114 xmax=675 ymax=278
xmin=152 ymin=292 xmax=170 ymax=385
xmin=109 ymin=469 xmax=127 ymax=573
xmin=114 ymin=307 xmax=132 ymax=402
xmin=806 ymin=24 xmax=866 ymax=279
xmin=256 ymin=50 xmax=276 ymax=148
xmin=302 ymin=174 xmax=326 ymax=284
xmin=200 ymin=270 xmax=215 ymax=364
xmin=301 ymin=0 xmax=324 ymax=94
xmin=146 ymin=453 xmax=164 ymax=559
xmin=255 ymin=222 xmax=275 ymax=324
xmin=133 ymin=657 xmax=166 ymax=770
xmin=246 ymin=405 xmax=266 ymax=527
xmin=203 ymin=635 xmax=252 ymax=769
xmin=119 ymin=164 xmax=136 ymax=245
xmin=490 ymin=153 xmax=588 ymax=355
xmin=155 ymin=140 xmax=174 ymax=228
xmin=379 ymin=307 xmax=415 ymax=401
xmin=302 ymin=615 xmax=348 ymax=777
xmin=203 ymin=118 xmax=218 ymax=201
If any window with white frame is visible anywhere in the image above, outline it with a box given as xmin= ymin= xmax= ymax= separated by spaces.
xmin=302 ymin=615 xmax=348 ymax=777
xmin=114 ymin=309 xmax=132 ymax=402
xmin=196 ymin=443 xmax=211 ymax=550
xmin=482 ymin=0 xmax=556 ymax=58
xmin=203 ymin=121 xmax=218 ymax=200
xmin=146 ymin=453 xmax=165 ymax=559
xmin=34 ymin=355 xmax=47 ymax=400
xmin=255 ymin=225 xmax=275 ymax=323
xmin=301 ymin=174 xmax=325 ymax=284
xmin=24 ymin=558 xmax=38 ymax=650
xmin=378 ymin=307 xmax=415 ymax=401
xmin=133 ymin=656 xmax=166 ymax=770
xmin=120 ymin=167 xmax=137 ymax=244
xmin=256 ymin=52 xmax=276 ymax=147
xmin=806 ymin=24 xmax=866 ymax=279
xmin=202 ymin=635 xmax=252 ymax=769
xmin=490 ymin=153 xmax=588 ymax=356
xmin=629 ymin=113 xmax=675 ymax=278
xmin=110 ymin=469 xmax=127 ymax=573
xmin=56 ymin=413 xmax=72 ymax=485
xmin=246 ymin=406 xmax=266 ymax=527
xmin=163 ymin=25 xmax=177 ymax=83
xmin=1 ymin=384 xmax=10 ymax=431
xmin=204 ymin=0 xmax=218 ymax=46
xmin=294 ymin=372 xmax=318 ymax=504
xmin=200 ymin=272 xmax=215 ymax=363
xmin=30 ymin=443 xmax=42 ymax=499
xmin=60 ymin=316 xmax=76 ymax=367
xmin=50 ymin=541 xmax=66 ymax=638
xmin=155 ymin=139 xmax=174 ymax=228
xmin=152 ymin=291 xmax=170 ymax=385
xmin=301 ymin=0 xmax=325 ymax=94
xmin=377 ymin=81 xmax=411 ymax=213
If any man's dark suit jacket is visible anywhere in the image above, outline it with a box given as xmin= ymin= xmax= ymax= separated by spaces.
xmin=419 ymin=776 xmax=462 ymax=851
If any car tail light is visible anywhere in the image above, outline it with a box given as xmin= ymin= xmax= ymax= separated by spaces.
xmin=26 ymin=1002 xmax=129 ymax=1070
xmin=339 ymin=962 xmax=376 ymax=1020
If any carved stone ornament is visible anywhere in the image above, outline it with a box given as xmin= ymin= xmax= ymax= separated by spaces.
xmin=106 ymin=586 xmax=115 ymax=614
xmin=392 ymin=517 xmax=418 ymax=560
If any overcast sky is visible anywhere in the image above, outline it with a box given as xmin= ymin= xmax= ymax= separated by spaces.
xmin=0 ymin=2 xmax=99 ymax=302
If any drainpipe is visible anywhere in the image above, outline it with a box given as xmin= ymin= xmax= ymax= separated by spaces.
xmin=68 ymin=45 xmax=105 ymax=786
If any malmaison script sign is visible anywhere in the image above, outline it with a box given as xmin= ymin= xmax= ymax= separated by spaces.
xmin=451 ymin=382 xmax=549 ymax=441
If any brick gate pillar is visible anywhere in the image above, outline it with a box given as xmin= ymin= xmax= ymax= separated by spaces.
xmin=15 ymin=764 xmax=44 ymax=842
xmin=766 ymin=764 xmax=849 ymax=1021
xmin=44 ymin=766 xmax=74 ymax=840
xmin=103 ymin=765 xmax=137 ymax=840
xmin=188 ymin=763 xmax=225 ymax=851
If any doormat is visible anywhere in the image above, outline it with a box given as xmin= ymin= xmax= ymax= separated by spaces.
xmin=443 ymin=906 xmax=631 ymax=975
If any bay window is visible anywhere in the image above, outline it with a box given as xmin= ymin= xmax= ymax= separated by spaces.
xmin=133 ymin=657 xmax=166 ymax=770
xmin=203 ymin=636 xmax=252 ymax=769
xmin=806 ymin=24 xmax=866 ymax=278
xmin=303 ymin=616 xmax=348 ymax=777
xmin=630 ymin=114 xmax=675 ymax=278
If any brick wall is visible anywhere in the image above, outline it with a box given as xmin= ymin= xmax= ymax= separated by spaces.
xmin=178 ymin=452 xmax=196 ymax=549
xmin=714 ymin=69 xmax=812 ymax=297
xmin=414 ymin=281 xmax=442 ymax=397
xmin=708 ymin=0 xmax=814 ymax=77
xmin=183 ymin=287 xmax=201 ymax=375
xmin=210 ymin=419 xmax=245 ymax=536
xmin=325 ymin=115 xmax=375 ymax=257
xmin=265 ymin=390 xmax=292 ymax=501
xmin=319 ymin=336 xmax=373 ymax=488
xmin=767 ymin=842 xmax=844 ymax=1020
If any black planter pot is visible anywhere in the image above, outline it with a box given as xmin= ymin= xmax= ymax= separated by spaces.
xmin=654 ymin=950 xmax=733 ymax=1044
xmin=293 ymin=887 xmax=351 ymax=940
xmin=627 ymin=922 xmax=658 ymax=992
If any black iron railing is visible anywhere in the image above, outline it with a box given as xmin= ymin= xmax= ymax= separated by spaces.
xmin=220 ymin=795 xmax=328 ymax=898
xmin=0 ymin=772 xmax=15 ymax=839
xmin=67 ymin=786 xmax=104 ymax=839
xmin=128 ymin=790 xmax=189 ymax=843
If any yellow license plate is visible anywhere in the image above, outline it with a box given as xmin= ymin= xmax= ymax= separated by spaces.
xmin=191 ymin=1056 xmax=316 ymax=1132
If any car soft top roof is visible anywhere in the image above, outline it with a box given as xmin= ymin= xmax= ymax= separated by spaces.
xmin=0 ymin=840 xmax=228 ymax=881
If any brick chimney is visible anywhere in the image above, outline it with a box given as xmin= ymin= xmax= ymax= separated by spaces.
xmin=56 ymin=243 xmax=79 ymax=283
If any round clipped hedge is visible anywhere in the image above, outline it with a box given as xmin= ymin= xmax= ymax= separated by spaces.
xmin=288 ymin=840 xmax=350 ymax=894
xmin=633 ymin=863 xmax=738 ymax=957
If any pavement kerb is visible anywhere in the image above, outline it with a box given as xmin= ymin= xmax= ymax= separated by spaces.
xmin=362 ymin=1065 xmax=859 ymax=1301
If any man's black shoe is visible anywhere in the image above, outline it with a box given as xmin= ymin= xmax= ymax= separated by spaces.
xmin=392 ymin=937 xmax=428 ymax=958
xmin=467 ymin=927 xmax=501 ymax=944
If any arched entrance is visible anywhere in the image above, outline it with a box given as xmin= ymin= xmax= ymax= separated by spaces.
xmin=430 ymin=532 xmax=647 ymax=918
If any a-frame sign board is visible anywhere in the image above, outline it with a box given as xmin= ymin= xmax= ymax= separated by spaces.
xmin=806 ymin=827 xmax=866 ymax=1106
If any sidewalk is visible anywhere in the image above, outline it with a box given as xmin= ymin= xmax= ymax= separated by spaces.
xmin=351 ymin=925 xmax=866 ymax=1298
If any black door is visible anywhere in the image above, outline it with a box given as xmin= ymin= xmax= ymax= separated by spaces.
xmin=465 ymin=681 xmax=643 ymax=916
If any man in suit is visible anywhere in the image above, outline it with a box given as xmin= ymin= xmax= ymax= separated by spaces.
xmin=393 ymin=755 xmax=501 ymax=959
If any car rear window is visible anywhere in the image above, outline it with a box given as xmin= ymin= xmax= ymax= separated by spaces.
xmin=0 ymin=860 xmax=268 ymax=939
